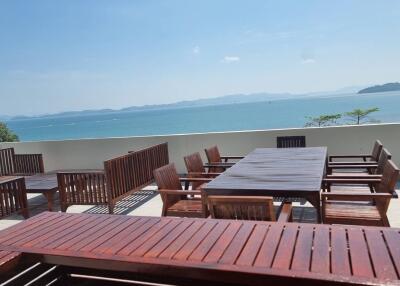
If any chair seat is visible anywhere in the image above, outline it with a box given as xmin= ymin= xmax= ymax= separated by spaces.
xmin=324 ymin=201 xmax=384 ymax=225
xmin=167 ymin=199 xmax=204 ymax=218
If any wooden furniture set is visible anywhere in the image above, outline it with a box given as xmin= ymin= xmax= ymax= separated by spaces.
xmin=1 ymin=211 xmax=400 ymax=285
xmin=203 ymin=147 xmax=327 ymax=222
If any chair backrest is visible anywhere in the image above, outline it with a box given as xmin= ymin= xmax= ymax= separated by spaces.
xmin=104 ymin=142 xmax=169 ymax=202
xmin=184 ymin=152 xmax=206 ymax=190
xmin=0 ymin=148 xmax=15 ymax=176
xmin=277 ymin=136 xmax=306 ymax=148
xmin=371 ymin=140 xmax=383 ymax=162
xmin=207 ymin=195 xmax=276 ymax=221
xmin=204 ymin=146 xmax=225 ymax=173
xmin=153 ymin=163 xmax=182 ymax=190
xmin=204 ymin=146 xmax=222 ymax=163
xmin=376 ymin=160 xmax=399 ymax=194
xmin=375 ymin=148 xmax=392 ymax=175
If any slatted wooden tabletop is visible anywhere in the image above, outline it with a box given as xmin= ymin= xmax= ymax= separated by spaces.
xmin=0 ymin=212 xmax=399 ymax=285
xmin=203 ymin=147 xmax=328 ymax=222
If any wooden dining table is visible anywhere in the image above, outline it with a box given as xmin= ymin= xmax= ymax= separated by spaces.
xmin=24 ymin=173 xmax=58 ymax=212
xmin=203 ymin=147 xmax=327 ymax=222
xmin=0 ymin=212 xmax=399 ymax=285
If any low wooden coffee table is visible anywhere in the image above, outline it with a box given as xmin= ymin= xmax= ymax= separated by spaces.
xmin=24 ymin=173 xmax=58 ymax=211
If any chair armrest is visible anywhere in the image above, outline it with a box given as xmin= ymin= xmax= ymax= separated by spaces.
xmin=277 ymin=201 xmax=292 ymax=222
xmin=328 ymin=164 xmax=377 ymax=169
xmin=158 ymin=189 xmax=201 ymax=196
xmin=188 ymin=172 xmax=221 ymax=177
xmin=322 ymin=192 xmax=392 ymax=201
xmin=328 ymin=161 xmax=377 ymax=166
xmin=179 ymin=177 xmax=213 ymax=183
xmin=204 ymin=163 xmax=234 ymax=168
xmin=220 ymin=156 xmax=244 ymax=160
xmin=326 ymin=174 xmax=382 ymax=179
xmin=323 ymin=178 xmax=381 ymax=184
xmin=329 ymin=154 xmax=372 ymax=159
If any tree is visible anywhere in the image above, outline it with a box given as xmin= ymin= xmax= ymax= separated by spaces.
xmin=0 ymin=122 xmax=19 ymax=142
xmin=305 ymin=114 xmax=342 ymax=127
xmin=344 ymin=107 xmax=379 ymax=125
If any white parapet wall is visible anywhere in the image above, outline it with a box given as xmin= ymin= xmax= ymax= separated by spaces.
xmin=1 ymin=123 xmax=399 ymax=173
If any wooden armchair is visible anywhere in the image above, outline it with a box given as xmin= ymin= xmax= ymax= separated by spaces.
xmin=204 ymin=146 xmax=243 ymax=172
xmin=183 ymin=152 xmax=221 ymax=189
xmin=0 ymin=148 xmax=44 ymax=176
xmin=328 ymin=140 xmax=382 ymax=164
xmin=276 ymin=136 xmax=306 ymax=148
xmin=154 ymin=163 xmax=211 ymax=218
xmin=207 ymin=196 xmax=293 ymax=222
xmin=322 ymin=160 xmax=399 ymax=227
xmin=0 ymin=176 xmax=29 ymax=219
xmin=327 ymin=148 xmax=391 ymax=176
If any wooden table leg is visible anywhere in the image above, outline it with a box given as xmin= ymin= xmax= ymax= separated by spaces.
xmin=43 ymin=192 xmax=54 ymax=212
xmin=306 ymin=193 xmax=322 ymax=223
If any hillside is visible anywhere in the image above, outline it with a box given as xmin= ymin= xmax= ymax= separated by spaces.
xmin=358 ymin=82 xmax=400 ymax=94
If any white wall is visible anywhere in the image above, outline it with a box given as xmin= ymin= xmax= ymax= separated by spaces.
xmin=1 ymin=123 xmax=399 ymax=173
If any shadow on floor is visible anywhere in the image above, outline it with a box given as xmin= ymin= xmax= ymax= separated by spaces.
xmin=14 ymin=191 xmax=318 ymax=224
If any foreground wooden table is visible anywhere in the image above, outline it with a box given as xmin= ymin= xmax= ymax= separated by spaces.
xmin=0 ymin=212 xmax=399 ymax=285
xmin=203 ymin=147 xmax=327 ymax=222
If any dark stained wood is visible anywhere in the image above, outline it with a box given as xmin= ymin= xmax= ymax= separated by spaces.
xmin=203 ymin=147 xmax=327 ymax=221
xmin=184 ymin=152 xmax=221 ymax=189
xmin=58 ymin=143 xmax=169 ymax=214
xmin=1 ymin=212 xmax=399 ymax=285
xmin=207 ymin=195 xmax=292 ymax=222
xmin=277 ymin=136 xmax=306 ymax=148
xmin=154 ymin=163 xmax=208 ymax=218
xmin=0 ymin=148 xmax=44 ymax=176
xmin=204 ymin=146 xmax=237 ymax=173
xmin=322 ymin=160 xmax=399 ymax=226
xmin=0 ymin=176 xmax=29 ymax=219
xmin=329 ymin=140 xmax=383 ymax=163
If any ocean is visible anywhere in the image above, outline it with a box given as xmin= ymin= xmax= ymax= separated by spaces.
xmin=6 ymin=91 xmax=400 ymax=142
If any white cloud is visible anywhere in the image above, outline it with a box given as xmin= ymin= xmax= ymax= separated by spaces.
xmin=221 ymin=56 xmax=240 ymax=63
xmin=301 ymin=58 xmax=316 ymax=64
xmin=192 ymin=46 xmax=200 ymax=54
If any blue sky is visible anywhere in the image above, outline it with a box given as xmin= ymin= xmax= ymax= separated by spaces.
xmin=1 ymin=0 xmax=399 ymax=116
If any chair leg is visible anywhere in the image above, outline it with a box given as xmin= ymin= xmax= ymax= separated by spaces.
xmin=382 ymin=216 xmax=390 ymax=227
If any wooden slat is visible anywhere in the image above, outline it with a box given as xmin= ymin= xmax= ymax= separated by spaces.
xmin=382 ymin=230 xmax=400 ymax=278
xmin=253 ymin=223 xmax=284 ymax=268
xmin=291 ymin=224 xmax=314 ymax=271
xmin=272 ymin=224 xmax=299 ymax=270
xmin=188 ymin=221 xmax=230 ymax=262
xmin=364 ymin=229 xmax=398 ymax=280
xmin=158 ymin=220 xmax=206 ymax=259
xmin=203 ymin=221 xmax=242 ymax=263
xmin=311 ymin=225 xmax=330 ymax=274
xmin=235 ymin=224 xmax=268 ymax=266
xmin=331 ymin=227 xmax=351 ymax=276
xmin=347 ymin=228 xmax=374 ymax=278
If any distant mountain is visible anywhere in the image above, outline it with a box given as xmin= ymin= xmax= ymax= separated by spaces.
xmin=2 ymin=85 xmax=369 ymax=121
xmin=358 ymin=82 xmax=400 ymax=94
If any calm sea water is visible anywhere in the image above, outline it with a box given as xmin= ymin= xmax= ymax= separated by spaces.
xmin=6 ymin=91 xmax=400 ymax=142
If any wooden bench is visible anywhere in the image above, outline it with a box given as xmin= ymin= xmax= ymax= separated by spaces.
xmin=0 ymin=176 xmax=29 ymax=219
xmin=58 ymin=143 xmax=169 ymax=213
xmin=0 ymin=148 xmax=44 ymax=176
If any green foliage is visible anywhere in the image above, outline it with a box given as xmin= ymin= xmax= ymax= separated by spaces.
xmin=0 ymin=122 xmax=19 ymax=142
xmin=305 ymin=113 xmax=342 ymax=127
xmin=344 ymin=107 xmax=380 ymax=125
xmin=305 ymin=107 xmax=380 ymax=127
